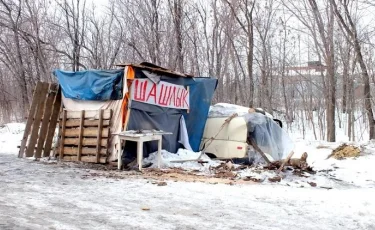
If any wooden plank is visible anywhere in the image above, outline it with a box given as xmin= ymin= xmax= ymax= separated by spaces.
xmin=77 ymin=111 xmax=85 ymax=161
xmin=65 ymin=119 xmax=110 ymax=127
xmin=64 ymin=138 xmax=108 ymax=147
xmin=35 ymin=84 xmax=58 ymax=158
xmin=63 ymin=156 xmax=107 ymax=164
xmin=59 ymin=147 xmax=107 ymax=156
xmin=61 ymin=110 xmax=112 ymax=120
xmin=51 ymin=99 xmax=62 ymax=157
xmin=25 ymin=82 xmax=49 ymax=157
xmin=248 ymin=137 xmax=271 ymax=164
xmin=194 ymin=113 xmax=238 ymax=160
xmin=18 ymin=82 xmax=44 ymax=158
xmin=96 ymin=109 xmax=103 ymax=163
xmin=59 ymin=110 xmax=67 ymax=160
xmin=277 ymin=151 xmax=295 ymax=174
xmin=64 ymin=127 xmax=109 ymax=138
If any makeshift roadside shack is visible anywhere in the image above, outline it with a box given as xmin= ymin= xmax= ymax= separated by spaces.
xmin=18 ymin=62 xmax=217 ymax=164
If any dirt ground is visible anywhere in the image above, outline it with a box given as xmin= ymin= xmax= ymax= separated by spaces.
xmin=1 ymin=153 xmax=374 ymax=230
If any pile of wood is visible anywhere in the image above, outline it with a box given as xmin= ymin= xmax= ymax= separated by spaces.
xmin=56 ymin=109 xmax=112 ymax=164
xmin=326 ymin=144 xmax=360 ymax=160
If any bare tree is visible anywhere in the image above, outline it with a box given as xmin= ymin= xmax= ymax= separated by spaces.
xmin=224 ymin=0 xmax=256 ymax=107
xmin=57 ymin=0 xmax=87 ymax=71
xmin=330 ymin=0 xmax=375 ymax=139
xmin=0 ymin=0 xmax=30 ymax=115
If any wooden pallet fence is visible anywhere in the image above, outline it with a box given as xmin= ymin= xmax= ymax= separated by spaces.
xmin=56 ymin=109 xmax=112 ymax=164
xmin=18 ymin=82 xmax=61 ymax=158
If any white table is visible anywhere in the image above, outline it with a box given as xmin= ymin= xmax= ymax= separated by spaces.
xmin=116 ymin=131 xmax=172 ymax=171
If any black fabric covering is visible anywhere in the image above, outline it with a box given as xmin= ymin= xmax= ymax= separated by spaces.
xmin=122 ymin=101 xmax=182 ymax=161
xmin=122 ymin=68 xmax=217 ymax=163
xmin=133 ymin=68 xmax=218 ymax=151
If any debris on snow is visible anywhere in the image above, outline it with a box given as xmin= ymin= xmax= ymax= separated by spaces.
xmin=268 ymin=176 xmax=282 ymax=183
xmin=1 ymin=122 xmax=374 ymax=189
xmin=327 ymin=144 xmax=361 ymax=160
xmin=156 ymin=181 xmax=167 ymax=186
xmin=143 ymin=149 xmax=221 ymax=173
xmin=266 ymin=152 xmax=313 ymax=172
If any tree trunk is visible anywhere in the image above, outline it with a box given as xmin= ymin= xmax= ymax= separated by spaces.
xmin=247 ymin=24 xmax=254 ymax=107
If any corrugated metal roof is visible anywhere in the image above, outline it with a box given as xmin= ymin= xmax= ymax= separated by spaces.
xmin=116 ymin=62 xmax=194 ymax=78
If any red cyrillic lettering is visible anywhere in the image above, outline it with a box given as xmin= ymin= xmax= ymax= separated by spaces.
xmin=181 ymin=90 xmax=189 ymax=109
xmin=158 ymin=84 xmax=171 ymax=106
xmin=168 ymin=86 xmax=176 ymax=106
xmin=134 ymin=79 xmax=148 ymax=102
xmin=146 ymin=83 xmax=157 ymax=103
xmin=175 ymin=88 xmax=181 ymax=107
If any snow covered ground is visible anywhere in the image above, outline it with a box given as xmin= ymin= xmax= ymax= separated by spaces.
xmin=1 ymin=123 xmax=375 ymax=229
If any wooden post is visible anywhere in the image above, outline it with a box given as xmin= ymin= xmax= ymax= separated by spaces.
xmin=77 ymin=110 xmax=85 ymax=161
xmin=157 ymin=136 xmax=162 ymax=168
xmin=59 ymin=110 xmax=67 ymax=160
xmin=137 ymin=139 xmax=143 ymax=171
xmin=18 ymin=82 xmax=44 ymax=158
xmin=186 ymin=86 xmax=190 ymax=114
xmin=52 ymin=103 xmax=63 ymax=158
xmin=96 ymin=109 xmax=103 ymax=163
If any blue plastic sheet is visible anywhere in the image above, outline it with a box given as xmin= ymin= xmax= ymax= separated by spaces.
xmin=54 ymin=69 xmax=124 ymax=100
xmin=181 ymin=78 xmax=218 ymax=151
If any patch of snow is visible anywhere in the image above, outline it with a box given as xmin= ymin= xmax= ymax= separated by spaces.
xmin=208 ymin=103 xmax=250 ymax=117
xmin=0 ymin=123 xmax=25 ymax=155
xmin=0 ymin=123 xmax=25 ymax=134
xmin=1 ymin=153 xmax=375 ymax=230
xmin=209 ymin=103 xmax=273 ymax=118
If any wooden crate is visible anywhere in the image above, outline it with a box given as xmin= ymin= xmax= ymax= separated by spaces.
xmin=56 ymin=109 xmax=112 ymax=164
xmin=18 ymin=82 xmax=61 ymax=158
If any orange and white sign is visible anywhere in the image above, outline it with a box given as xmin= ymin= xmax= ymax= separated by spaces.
xmin=131 ymin=79 xmax=189 ymax=109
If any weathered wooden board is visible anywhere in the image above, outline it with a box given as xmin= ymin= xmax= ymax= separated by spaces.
xmin=57 ymin=109 xmax=112 ymax=164
xmin=64 ymin=138 xmax=108 ymax=147
xmin=18 ymin=82 xmax=44 ymax=158
xmin=61 ymin=110 xmax=112 ymax=120
xmin=44 ymin=88 xmax=62 ymax=157
xmin=59 ymin=110 xmax=67 ymax=160
xmin=77 ymin=110 xmax=85 ymax=161
xmin=64 ymin=127 xmax=109 ymax=138
xmin=25 ymin=82 xmax=49 ymax=157
xmin=96 ymin=109 xmax=104 ymax=163
xmin=35 ymin=84 xmax=58 ymax=158
xmin=59 ymin=147 xmax=107 ymax=156
xmin=63 ymin=156 xmax=107 ymax=163
xmin=65 ymin=119 xmax=110 ymax=127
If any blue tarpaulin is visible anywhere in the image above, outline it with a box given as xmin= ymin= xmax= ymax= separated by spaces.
xmin=54 ymin=69 xmax=124 ymax=100
xmin=182 ymin=78 xmax=217 ymax=151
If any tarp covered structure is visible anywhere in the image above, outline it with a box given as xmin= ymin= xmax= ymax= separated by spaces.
xmin=121 ymin=66 xmax=217 ymax=162
xmin=54 ymin=63 xmax=217 ymax=163
xmin=208 ymin=103 xmax=294 ymax=162
xmin=54 ymin=69 xmax=124 ymax=100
